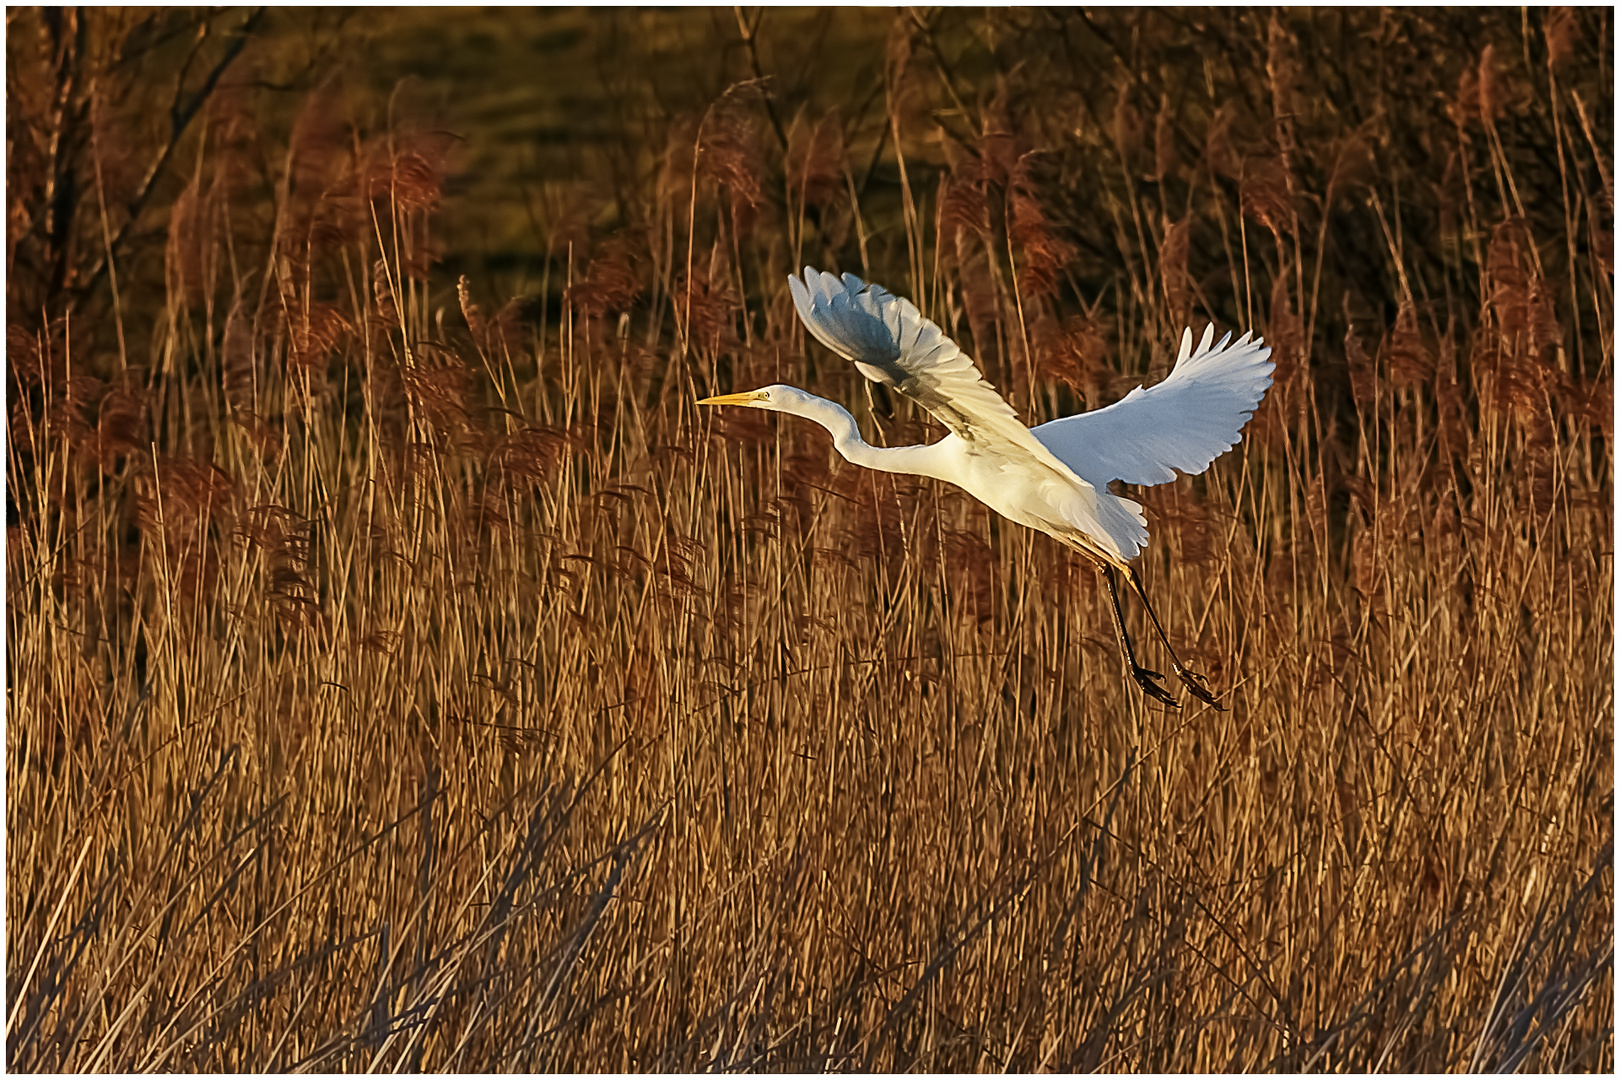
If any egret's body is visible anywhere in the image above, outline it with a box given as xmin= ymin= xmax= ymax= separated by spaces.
xmin=700 ymin=267 xmax=1274 ymax=707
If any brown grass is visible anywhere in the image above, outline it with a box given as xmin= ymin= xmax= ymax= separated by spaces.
xmin=7 ymin=8 xmax=1612 ymax=1071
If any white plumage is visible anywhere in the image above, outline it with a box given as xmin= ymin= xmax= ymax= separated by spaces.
xmin=1031 ymin=324 xmax=1275 ymax=492
xmin=699 ymin=266 xmax=1274 ymax=707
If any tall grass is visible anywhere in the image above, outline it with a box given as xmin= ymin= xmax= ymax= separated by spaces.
xmin=7 ymin=8 xmax=1612 ymax=1071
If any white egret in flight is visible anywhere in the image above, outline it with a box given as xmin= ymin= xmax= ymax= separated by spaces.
xmin=699 ymin=267 xmax=1273 ymax=708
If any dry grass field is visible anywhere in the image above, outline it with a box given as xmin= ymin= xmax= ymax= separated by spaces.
xmin=7 ymin=8 xmax=1613 ymax=1071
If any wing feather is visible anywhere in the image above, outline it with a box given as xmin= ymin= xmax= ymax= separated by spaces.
xmin=1030 ymin=326 xmax=1274 ymax=489
xmin=788 ymin=266 xmax=1159 ymax=559
xmin=789 ymin=267 xmax=1027 ymax=448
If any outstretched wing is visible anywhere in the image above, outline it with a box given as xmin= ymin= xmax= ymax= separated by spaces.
xmin=1031 ymin=326 xmax=1274 ymax=489
xmin=788 ymin=265 xmax=1159 ymax=561
xmin=788 ymin=266 xmax=1028 ymax=449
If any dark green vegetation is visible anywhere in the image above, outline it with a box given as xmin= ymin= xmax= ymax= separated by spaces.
xmin=8 ymin=7 xmax=1612 ymax=1071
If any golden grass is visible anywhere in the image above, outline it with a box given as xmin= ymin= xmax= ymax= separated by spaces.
xmin=7 ymin=8 xmax=1612 ymax=1071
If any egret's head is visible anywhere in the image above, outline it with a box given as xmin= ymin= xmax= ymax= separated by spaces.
xmin=696 ymin=384 xmax=815 ymax=414
xmin=696 ymin=383 xmax=861 ymax=452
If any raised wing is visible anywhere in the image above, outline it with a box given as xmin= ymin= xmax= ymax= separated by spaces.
xmin=788 ymin=266 xmax=1163 ymax=560
xmin=788 ymin=266 xmax=1029 ymax=448
xmin=1031 ymin=325 xmax=1273 ymax=489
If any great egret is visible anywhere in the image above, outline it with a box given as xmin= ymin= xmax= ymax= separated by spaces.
xmin=698 ymin=267 xmax=1273 ymax=708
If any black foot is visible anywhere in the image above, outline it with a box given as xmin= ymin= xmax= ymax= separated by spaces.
xmin=1173 ymin=664 xmax=1224 ymax=710
xmin=1131 ymin=665 xmax=1180 ymax=708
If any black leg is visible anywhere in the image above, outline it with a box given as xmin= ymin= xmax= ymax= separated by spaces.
xmin=1103 ymin=566 xmax=1179 ymax=708
xmin=1124 ymin=565 xmax=1223 ymax=710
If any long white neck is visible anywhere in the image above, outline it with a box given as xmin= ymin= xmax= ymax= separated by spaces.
xmin=781 ymin=394 xmax=951 ymax=480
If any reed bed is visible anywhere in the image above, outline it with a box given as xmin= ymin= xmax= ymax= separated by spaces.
xmin=7 ymin=8 xmax=1611 ymax=1071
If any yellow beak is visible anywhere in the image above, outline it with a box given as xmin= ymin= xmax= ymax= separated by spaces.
xmin=696 ymin=391 xmax=764 ymax=407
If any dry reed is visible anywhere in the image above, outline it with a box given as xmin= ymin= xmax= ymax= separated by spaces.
xmin=7 ymin=8 xmax=1612 ymax=1072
